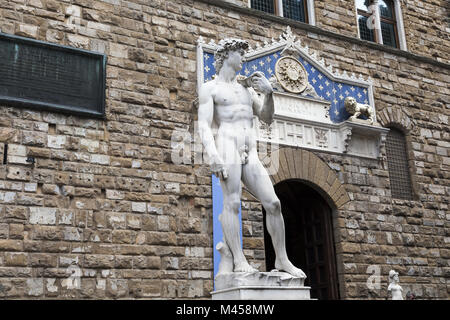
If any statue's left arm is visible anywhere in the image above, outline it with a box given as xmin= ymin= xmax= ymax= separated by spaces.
xmin=249 ymin=73 xmax=274 ymax=125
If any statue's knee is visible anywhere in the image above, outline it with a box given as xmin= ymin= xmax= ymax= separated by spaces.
xmin=265 ymin=198 xmax=281 ymax=214
xmin=225 ymin=194 xmax=241 ymax=213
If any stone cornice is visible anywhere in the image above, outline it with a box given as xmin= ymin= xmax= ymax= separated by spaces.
xmin=195 ymin=0 xmax=450 ymax=70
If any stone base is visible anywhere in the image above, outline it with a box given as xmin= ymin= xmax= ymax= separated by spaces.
xmin=347 ymin=117 xmax=380 ymax=126
xmin=211 ymin=271 xmax=312 ymax=300
xmin=212 ymin=285 xmax=312 ymax=300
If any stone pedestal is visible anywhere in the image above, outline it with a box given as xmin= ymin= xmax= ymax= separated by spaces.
xmin=211 ymin=271 xmax=312 ymax=300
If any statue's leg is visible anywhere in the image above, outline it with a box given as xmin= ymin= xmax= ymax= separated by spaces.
xmin=217 ymin=137 xmax=257 ymax=273
xmin=242 ymin=150 xmax=306 ymax=278
xmin=352 ymin=111 xmax=361 ymax=120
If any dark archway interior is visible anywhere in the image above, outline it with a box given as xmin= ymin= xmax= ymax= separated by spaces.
xmin=263 ymin=179 xmax=340 ymax=300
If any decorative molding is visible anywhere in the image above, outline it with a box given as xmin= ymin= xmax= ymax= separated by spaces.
xmin=315 ymin=128 xmax=329 ymax=148
xmin=341 ymin=126 xmax=353 ymax=153
xmin=342 ymin=121 xmax=389 ymax=160
xmin=197 ymin=27 xmax=390 ymax=159
xmin=272 ymin=92 xmax=331 ymax=123
xmin=254 ymin=93 xmax=389 ymax=160
xmin=198 ymin=26 xmax=375 ymax=87
xmin=275 ymin=56 xmax=308 ymax=93
xmin=197 ymin=26 xmax=377 ymax=125
xmin=255 ymin=115 xmax=389 ymax=160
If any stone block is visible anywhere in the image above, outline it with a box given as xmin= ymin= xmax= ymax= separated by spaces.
xmin=106 ymin=279 xmax=128 ymax=298
xmin=26 ymin=279 xmax=44 ymax=297
xmin=30 ymin=253 xmax=57 ymax=267
xmin=22 ymin=131 xmax=46 ymax=146
xmin=91 ymin=154 xmax=110 ymax=165
xmin=29 ymin=207 xmax=57 ymax=225
xmin=0 ymin=128 xmax=17 ymax=142
xmin=84 ymin=254 xmax=115 ymax=268
xmin=5 ymin=253 xmax=28 ymax=266
xmin=16 ymin=24 xmax=38 ymax=38
xmin=106 ymin=189 xmax=125 ymax=200
xmin=9 ymin=224 xmax=24 ymax=239
xmin=7 ymin=166 xmax=32 ymax=181
xmin=129 ymin=280 xmax=161 ymax=298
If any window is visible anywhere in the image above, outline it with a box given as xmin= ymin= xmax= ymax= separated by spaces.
xmin=251 ymin=0 xmax=275 ymax=14
xmin=385 ymin=128 xmax=413 ymax=200
xmin=356 ymin=0 xmax=375 ymax=42
xmin=379 ymin=0 xmax=398 ymax=48
xmin=283 ymin=0 xmax=307 ymax=22
xmin=356 ymin=0 xmax=406 ymax=49
xmin=250 ymin=0 xmax=315 ymax=25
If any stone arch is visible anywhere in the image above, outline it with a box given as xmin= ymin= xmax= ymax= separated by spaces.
xmin=262 ymin=147 xmax=350 ymax=210
xmin=377 ymin=106 xmax=415 ymax=133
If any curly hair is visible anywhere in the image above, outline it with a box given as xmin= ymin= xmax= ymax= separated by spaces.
xmin=214 ymin=38 xmax=249 ymax=73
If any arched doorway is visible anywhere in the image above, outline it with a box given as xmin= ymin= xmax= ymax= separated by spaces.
xmin=263 ymin=179 xmax=340 ymax=300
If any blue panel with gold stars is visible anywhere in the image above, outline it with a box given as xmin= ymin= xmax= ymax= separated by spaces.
xmin=202 ymin=51 xmax=370 ymax=123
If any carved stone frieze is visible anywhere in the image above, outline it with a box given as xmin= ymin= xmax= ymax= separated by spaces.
xmin=315 ymin=128 xmax=329 ymax=148
xmin=255 ymin=92 xmax=389 ymax=159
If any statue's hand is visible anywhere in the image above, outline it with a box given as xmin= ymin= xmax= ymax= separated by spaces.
xmin=211 ymin=156 xmax=228 ymax=180
xmin=251 ymin=72 xmax=273 ymax=95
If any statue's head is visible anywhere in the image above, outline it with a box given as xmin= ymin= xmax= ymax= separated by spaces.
xmin=389 ymin=270 xmax=399 ymax=283
xmin=344 ymin=96 xmax=356 ymax=107
xmin=214 ymin=38 xmax=249 ymax=73
xmin=344 ymin=96 xmax=357 ymax=113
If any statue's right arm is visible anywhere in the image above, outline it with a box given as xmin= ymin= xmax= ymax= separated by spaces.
xmin=197 ymin=83 xmax=220 ymax=162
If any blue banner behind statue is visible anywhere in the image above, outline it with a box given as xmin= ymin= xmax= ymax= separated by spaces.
xmin=212 ymin=174 xmax=241 ymax=285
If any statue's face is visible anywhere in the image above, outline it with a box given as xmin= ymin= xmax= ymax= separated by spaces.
xmin=225 ymin=49 xmax=244 ymax=72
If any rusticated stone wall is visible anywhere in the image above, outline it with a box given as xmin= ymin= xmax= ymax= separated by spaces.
xmin=0 ymin=0 xmax=448 ymax=299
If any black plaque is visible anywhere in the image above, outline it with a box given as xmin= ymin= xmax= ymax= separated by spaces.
xmin=0 ymin=33 xmax=106 ymax=118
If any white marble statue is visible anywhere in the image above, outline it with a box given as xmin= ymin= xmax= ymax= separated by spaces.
xmin=198 ymin=38 xmax=306 ymax=278
xmin=344 ymin=96 xmax=375 ymax=124
xmin=388 ymin=270 xmax=403 ymax=300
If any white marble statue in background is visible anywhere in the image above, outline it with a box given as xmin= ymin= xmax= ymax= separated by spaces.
xmin=198 ymin=38 xmax=306 ymax=279
xmin=388 ymin=270 xmax=404 ymax=300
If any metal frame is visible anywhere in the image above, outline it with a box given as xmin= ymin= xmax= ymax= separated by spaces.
xmin=356 ymin=0 xmax=404 ymax=50
xmin=385 ymin=127 xmax=414 ymax=200
xmin=379 ymin=0 xmax=400 ymax=48
xmin=248 ymin=0 xmax=315 ymax=25
xmin=0 ymin=32 xmax=107 ymax=119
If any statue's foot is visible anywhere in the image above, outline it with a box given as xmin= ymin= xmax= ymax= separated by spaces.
xmin=234 ymin=261 xmax=258 ymax=273
xmin=275 ymin=259 xmax=306 ymax=278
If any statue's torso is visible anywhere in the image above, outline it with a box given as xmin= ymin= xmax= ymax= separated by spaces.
xmin=212 ymin=81 xmax=254 ymax=126
xmin=209 ymin=80 xmax=257 ymax=153
xmin=388 ymin=283 xmax=403 ymax=300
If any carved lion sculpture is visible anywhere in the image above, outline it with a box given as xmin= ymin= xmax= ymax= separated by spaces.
xmin=344 ymin=96 xmax=375 ymax=124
